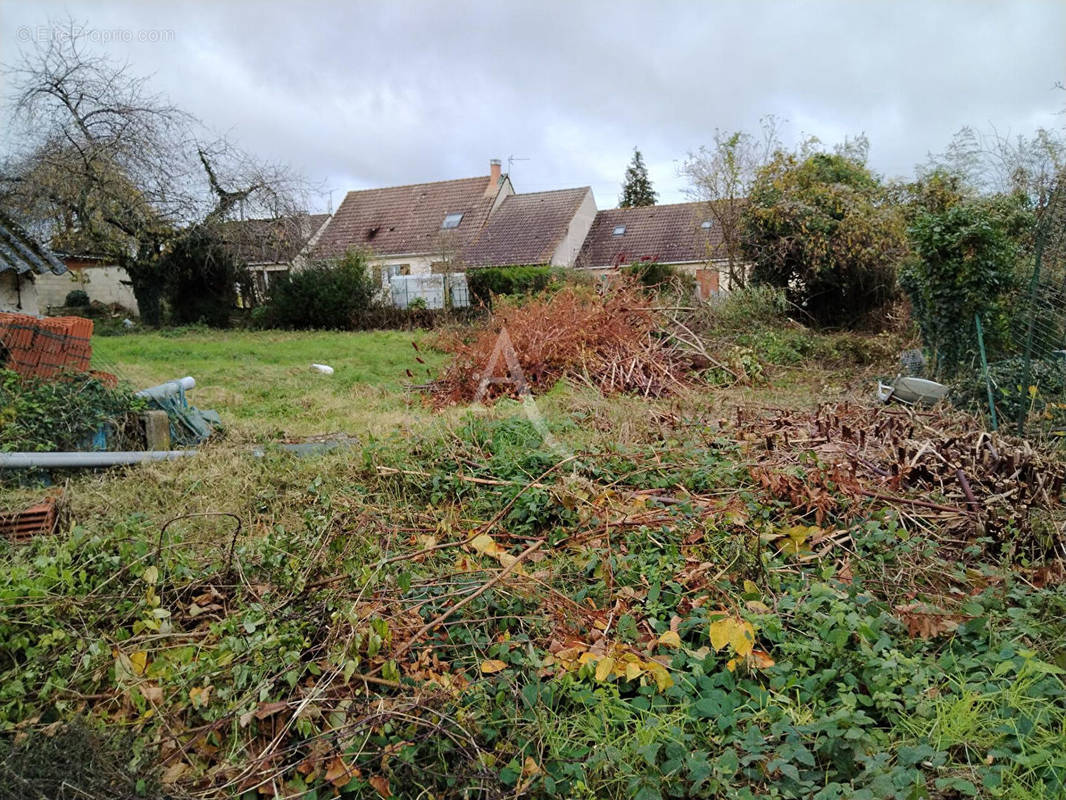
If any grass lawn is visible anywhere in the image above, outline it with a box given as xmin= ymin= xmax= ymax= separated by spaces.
xmin=91 ymin=328 xmax=448 ymax=440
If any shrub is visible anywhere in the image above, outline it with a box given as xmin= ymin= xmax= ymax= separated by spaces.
xmin=64 ymin=289 xmax=90 ymax=307
xmin=160 ymin=228 xmax=248 ymax=328
xmin=744 ymin=149 xmax=907 ymax=328
xmin=703 ymin=284 xmax=790 ymax=333
xmin=901 ymin=189 xmax=1027 ymax=376
xmin=466 ymin=266 xmax=558 ymax=306
xmin=262 ymin=249 xmax=379 ymax=329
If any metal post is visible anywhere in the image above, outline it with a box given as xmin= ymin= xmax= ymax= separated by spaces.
xmin=1017 ymin=209 xmax=1050 ymax=435
xmin=975 ymin=314 xmax=998 ymax=430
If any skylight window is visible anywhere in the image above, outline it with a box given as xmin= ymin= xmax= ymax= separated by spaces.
xmin=612 ymin=225 xmax=626 ymax=236
xmin=442 ymin=213 xmax=464 ymax=229
xmin=700 ymin=220 xmax=713 ymax=229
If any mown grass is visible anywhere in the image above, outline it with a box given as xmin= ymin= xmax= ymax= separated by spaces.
xmin=91 ymin=328 xmax=447 ymax=440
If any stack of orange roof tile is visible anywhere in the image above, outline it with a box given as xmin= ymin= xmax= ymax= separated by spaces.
xmin=0 ymin=312 xmax=94 ymax=379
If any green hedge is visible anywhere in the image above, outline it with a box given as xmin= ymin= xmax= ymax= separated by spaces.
xmin=466 ymin=266 xmax=558 ymax=306
xmin=259 ymin=250 xmax=378 ymax=330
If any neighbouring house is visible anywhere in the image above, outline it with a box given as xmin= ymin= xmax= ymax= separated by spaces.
xmin=0 ymin=212 xmax=68 ymax=315
xmin=221 ymin=212 xmax=331 ymax=299
xmin=460 ymin=187 xmax=597 ymax=268
xmin=36 ymin=254 xmax=139 ymax=315
xmin=576 ymin=202 xmax=732 ymax=298
xmin=310 ymin=160 xmax=515 ymax=283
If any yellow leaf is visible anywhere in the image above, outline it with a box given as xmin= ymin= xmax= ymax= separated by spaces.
xmin=142 ymin=566 xmax=158 ymax=584
xmin=726 ymin=657 xmax=741 ymax=672
xmin=129 ymin=650 xmax=148 ymax=676
xmin=594 ymin=657 xmax=615 ymax=682
xmin=625 ymin=661 xmax=643 ymax=681
xmin=708 ymin=616 xmax=756 ymax=657
xmin=479 ymin=659 xmax=507 ymax=674
xmin=468 ymin=533 xmax=502 ymax=557
xmin=522 ymin=756 xmax=542 ymax=777
xmin=708 ymin=617 xmax=733 ymax=651
xmin=657 ymin=630 xmax=682 ymax=649
xmin=742 ymin=579 xmax=760 ymax=595
xmin=643 ymin=661 xmax=674 ymax=691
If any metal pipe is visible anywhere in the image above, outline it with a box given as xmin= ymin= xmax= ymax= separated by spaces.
xmin=0 ymin=450 xmax=198 ymax=468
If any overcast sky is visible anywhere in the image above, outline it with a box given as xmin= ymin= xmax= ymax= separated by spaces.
xmin=1 ymin=1 xmax=1063 ymax=213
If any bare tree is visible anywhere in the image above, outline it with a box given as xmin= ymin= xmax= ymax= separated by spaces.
xmin=680 ymin=116 xmax=782 ymax=289
xmin=923 ymin=124 xmax=1065 ymax=209
xmin=0 ymin=17 xmax=308 ymax=324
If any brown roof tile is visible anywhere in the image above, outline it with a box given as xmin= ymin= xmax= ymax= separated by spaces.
xmin=221 ymin=213 xmax=330 ymax=265
xmin=461 ymin=187 xmax=591 ymax=267
xmin=311 ymin=175 xmax=498 ymax=260
xmin=577 ymin=202 xmax=724 ymax=268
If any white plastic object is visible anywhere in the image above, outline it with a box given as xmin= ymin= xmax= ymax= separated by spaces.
xmin=311 ymin=363 xmax=334 ymax=375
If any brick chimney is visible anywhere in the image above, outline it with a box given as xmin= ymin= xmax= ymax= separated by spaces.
xmin=486 ymin=158 xmax=502 ymax=196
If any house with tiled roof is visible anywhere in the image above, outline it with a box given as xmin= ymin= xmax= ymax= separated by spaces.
xmin=220 ymin=212 xmax=331 ymax=298
xmin=311 ymin=160 xmax=514 ymax=280
xmin=0 ymin=211 xmax=68 ymax=314
xmin=576 ymin=201 xmax=733 ymax=297
xmin=461 ymin=187 xmax=597 ymax=268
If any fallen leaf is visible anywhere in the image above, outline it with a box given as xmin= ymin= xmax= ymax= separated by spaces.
xmin=750 ymin=649 xmax=775 ymax=669
xmin=657 ymin=630 xmax=682 ymax=649
xmin=594 ymin=656 xmax=615 ymax=681
xmin=142 ymin=566 xmax=158 ymax=584
xmin=129 ymin=651 xmax=148 ymax=676
xmin=708 ymin=616 xmax=756 ymax=657
xmin=324 ymin=756 xmax=358 ymax=788
xmin=254 ymin=701 xmax=288 ymax=719
xmin=479 ymin=659 xmax=507 ymax=674
xmin=369 ymin=775 xmax=392 ymax=798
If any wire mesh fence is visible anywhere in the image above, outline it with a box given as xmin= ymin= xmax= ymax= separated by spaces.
xmin=975 ymin=180 xmax=1066 ymax=437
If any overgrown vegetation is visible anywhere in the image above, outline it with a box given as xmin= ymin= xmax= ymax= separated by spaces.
xmin=743 ymin=142 xmax=908 ymax=328
xmin=466 ymin=265 xmax=559 ymax=307
xmin=1 ymin=384 xmax=1064 ymax=798
xmin=900 ymin=172 xmax=1030 ymax=376
xmin=257 ymin=249 xmax=379 ymax=330
xmin=0 ymin=369 xmax=144 ymax=453
xmin=160 ymin=228 xmax=250 ymax=328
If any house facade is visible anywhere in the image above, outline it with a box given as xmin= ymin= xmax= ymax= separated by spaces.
xmin=221 ymin=212 xmax=331 ymax=299
xmin=576 ymin=202 xmax=734 ymax=298
xmin=0 ymin=213 xmax=68 ymax=315
xmin=460 ymin=187 xmax=597 ymax=268
xmin=35 ymin=254 xmax=139 ymax=314
xmin=310 ymin=160 xmax=514 ymax=280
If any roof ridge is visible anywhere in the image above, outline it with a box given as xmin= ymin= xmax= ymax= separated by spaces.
xmin=340 ymin=174 xmax=491 ymax=198
xmin=600 ymin=200 xmax=705 ymax=214
xmin=505 ymin=186 xmax=591 ymax=200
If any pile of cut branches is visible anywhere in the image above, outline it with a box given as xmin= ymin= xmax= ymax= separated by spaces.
xmin=734 ymin=402 xmax=1066 ymax=560
xmin=429 ymin=283 xmax=696 ymax=405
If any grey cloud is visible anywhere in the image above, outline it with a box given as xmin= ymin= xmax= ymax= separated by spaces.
xmin=1 ymin=0 xmax=1062 ymax=211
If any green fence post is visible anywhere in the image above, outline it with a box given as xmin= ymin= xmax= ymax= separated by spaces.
xmin=975 ymin=314 xmax=998 ymax=431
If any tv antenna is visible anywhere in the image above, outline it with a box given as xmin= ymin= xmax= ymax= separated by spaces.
xmin=507 ymin=155 xmax=529 ymax=173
